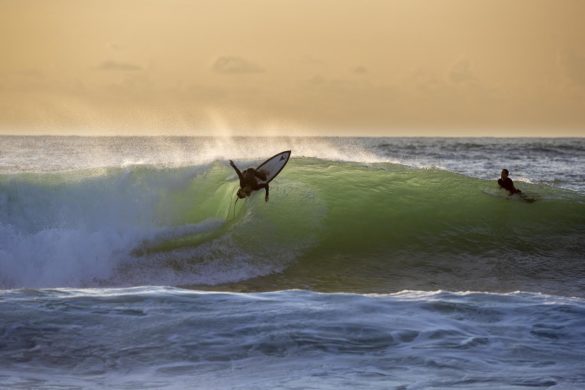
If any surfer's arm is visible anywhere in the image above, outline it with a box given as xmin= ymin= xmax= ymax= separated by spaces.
xmin=229 ymin=160 xmax=243 ymax=181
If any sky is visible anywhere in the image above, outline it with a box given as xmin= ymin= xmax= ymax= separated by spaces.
xmin=1 ymin=0 xmax=584 ymax=136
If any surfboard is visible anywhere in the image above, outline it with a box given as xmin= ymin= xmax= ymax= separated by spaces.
xmin=482 ymin=187 xmax=537 ymax=203
xmin=255 ymin=150 xmax=291 ymax=185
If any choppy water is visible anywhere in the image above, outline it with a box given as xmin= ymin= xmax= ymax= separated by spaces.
xmin=2 ymin=288 xmax=585 ymax=390
xmin=1 ymin=136 xmax=584 ymax=389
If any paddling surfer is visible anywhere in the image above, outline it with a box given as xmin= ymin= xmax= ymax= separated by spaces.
xmin=229 ymin=160 xmax=270 ymax=202
xmin=498 ymin=168 xmax=522 ymax=195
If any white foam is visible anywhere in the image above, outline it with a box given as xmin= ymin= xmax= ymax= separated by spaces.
xmin=0 ymin=224 xmax=142 ymax=288
xmin=0 ymin=168 xmax=205 ymax=288
xmin=1 ymin=288 xmax=583 ymax=389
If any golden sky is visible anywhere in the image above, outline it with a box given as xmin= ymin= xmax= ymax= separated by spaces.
xmin=1 ymin=0 xmax=584 ymax=136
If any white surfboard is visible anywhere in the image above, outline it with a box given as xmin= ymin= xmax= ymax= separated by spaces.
xmin=255 ymin=150 xmax=291 ymax=184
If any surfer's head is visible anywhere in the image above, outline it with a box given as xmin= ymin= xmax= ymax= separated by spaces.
xmin=501 ymin=169 xmax=509 ymax=178
xmin=237 ymin=186 xmax=252 ymax=199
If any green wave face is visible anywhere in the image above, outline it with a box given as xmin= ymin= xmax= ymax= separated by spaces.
xmin=2 ymin=159 xmax=584 ymax=293
xmin=147 ymin=158 xmax=585 ymax=294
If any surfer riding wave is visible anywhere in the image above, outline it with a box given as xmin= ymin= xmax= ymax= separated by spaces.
xmin=229 ymin=151 xmax=292 ymax=203
xmin=230 ymin=160 xmax=270 ymax=201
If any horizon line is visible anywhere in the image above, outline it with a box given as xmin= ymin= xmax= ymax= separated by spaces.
xmin=0 ymin=133 xmax=583 ymax=139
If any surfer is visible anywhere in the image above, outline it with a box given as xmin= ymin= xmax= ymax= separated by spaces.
xmin=229 ymin=160 xmax=270 ymax=202
xmin=498 ymin=169 xmax=522 ymax=195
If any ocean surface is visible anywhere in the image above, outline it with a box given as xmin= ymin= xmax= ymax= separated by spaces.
xmin=1 ymin=136 xmax=584 ymax=389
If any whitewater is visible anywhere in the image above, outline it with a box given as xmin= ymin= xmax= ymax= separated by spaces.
xmin=1 ymin=136 xmax=584 ymax=389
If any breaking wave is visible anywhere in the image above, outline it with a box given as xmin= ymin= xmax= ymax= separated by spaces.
xmin=1 ymin=157 xmax=584 ymax=294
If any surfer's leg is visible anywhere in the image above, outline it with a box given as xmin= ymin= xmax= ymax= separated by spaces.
xmin=258 ymin=183 xmax=269 ymax=202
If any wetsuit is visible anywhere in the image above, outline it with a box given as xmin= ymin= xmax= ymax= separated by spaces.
xmin=241 ymin=168 xmax=267 ymax=189
xmin=230 ymin=161 xmax=269 ymax=201
xmin=498 ymin=177 xmax=521 ymax=195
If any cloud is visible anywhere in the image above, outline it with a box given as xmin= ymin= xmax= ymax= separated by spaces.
xmin=97 ymin=61 xmax=143 ymax=72
xmin=212 ymin=56 xmax=264 ymax=74
xmin=449 ymin=58 xmax=476 ymax=84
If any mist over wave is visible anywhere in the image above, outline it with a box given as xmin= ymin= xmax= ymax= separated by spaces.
xmin=0 ymin=136 xmax=387 ymax=173
xmin=3 ymin=136 xmax=584 ymax=189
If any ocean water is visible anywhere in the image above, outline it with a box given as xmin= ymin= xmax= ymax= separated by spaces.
xmin=1 ymin=136 xmax=584 ymax=389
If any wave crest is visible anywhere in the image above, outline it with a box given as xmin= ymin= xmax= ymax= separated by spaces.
xmin=1 ymin=159 xmax=584 ymax=293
